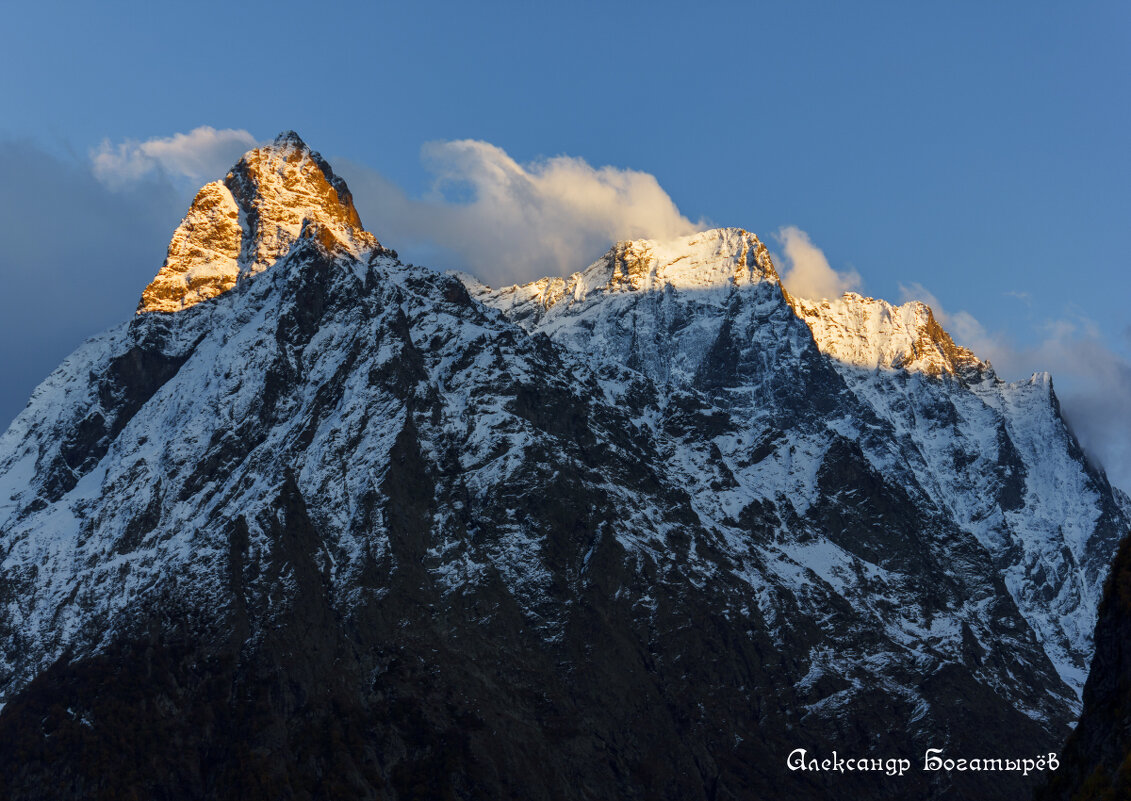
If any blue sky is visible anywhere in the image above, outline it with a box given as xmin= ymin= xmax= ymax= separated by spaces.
xmin=1 ymin=0 xmax=1128 ymax=487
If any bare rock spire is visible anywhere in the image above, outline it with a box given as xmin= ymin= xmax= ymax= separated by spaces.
xmin=138 ymin=132 xmax=378 ymax=313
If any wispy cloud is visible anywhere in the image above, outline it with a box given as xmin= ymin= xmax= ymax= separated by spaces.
xmin=91 ymin=126 xmax=257 ymax=188
xmin=774 ymin=226 xmax=861 ymax=300
xmin=340 ymin=140 xmax=705 ymax=286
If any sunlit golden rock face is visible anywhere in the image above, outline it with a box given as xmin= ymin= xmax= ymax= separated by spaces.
xmin=225 ymin=131 xmax=376 ymax=275
xmin=138 ymin=182 xmax=243 ymax=313
xmin=137 ymin=131 xmax=378 ymax=314
xmin=792 ymin=293 xmax=988 ymax=378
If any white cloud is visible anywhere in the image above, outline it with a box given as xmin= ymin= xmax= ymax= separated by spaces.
xmin=774 ymin=226 xmax=861 ymax=300
xmin=341 ymin=140 xmax=704 ymax=286
xmin=91 ymin=126 xmax=257 ymax=188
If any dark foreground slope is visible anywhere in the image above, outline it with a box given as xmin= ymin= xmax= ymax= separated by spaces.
xmin=1041 ymin=534 xmax=1131 ymax=801
xmin=0 ymin=134 xmax=1126 ymax=801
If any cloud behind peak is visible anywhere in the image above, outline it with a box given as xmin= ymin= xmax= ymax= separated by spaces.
xmin=342 ymin=139 xmax=705 ymax=286
xmin=775 ymin=226 xmax=861 ymax=300
xmin=92 ymin=126 xmax=257 ymax=189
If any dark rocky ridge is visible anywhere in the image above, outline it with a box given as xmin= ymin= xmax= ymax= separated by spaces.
xmin=1039 ymin=533 xmax=1131 ymax=801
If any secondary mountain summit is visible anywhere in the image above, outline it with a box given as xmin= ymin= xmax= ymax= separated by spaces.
xmin=0 ymin=132 xmax=1126 ymax=801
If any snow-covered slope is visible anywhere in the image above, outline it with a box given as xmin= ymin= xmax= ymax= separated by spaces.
xmin=793 ymin=293 xmax=986 ymax=378
xmin=469 ymin=229 xmax=1130 ymax=699
xmin=0 ymin=137 xmax=1127 ymax=800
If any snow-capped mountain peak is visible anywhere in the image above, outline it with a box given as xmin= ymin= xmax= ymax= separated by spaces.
xmin=793 ymin=292 xmax=989 ymax=379
xmin=137 ymin=130 xmax=378 ymax=313
xmin=467 ymin=227 xmax=778 ymax=327
xmin=474 ymin=227 xmax=989 ymax=383
xmin=588 ymin=228 xmax=779 ymax=294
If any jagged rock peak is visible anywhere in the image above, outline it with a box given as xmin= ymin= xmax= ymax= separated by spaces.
xmin=272 ymin=129 xmax=307 ymax=148
xmin=137 ymin=131 xmax=378 ymax=314
xmin=596 ymin=227 xmax=780 ymax=293
xmin=792 ymin=292 xmax=990 ymax=379
xmin=470 ymin=227 xmax=780 ymax=318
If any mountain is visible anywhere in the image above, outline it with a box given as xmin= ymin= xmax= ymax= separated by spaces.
xmin=467 ymin=231 xmax=1127 ymax=698
xmin=0 ymin=132 xmax=1126 ymax=801
xmin=1039 ymin=540 xmax=1131 ymax=800
xmin=137 ymin=131 xmax=376 ymax=313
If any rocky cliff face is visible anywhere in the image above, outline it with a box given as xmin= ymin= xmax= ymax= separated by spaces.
xmin=0 ymin=134 xmax=1127 ymax=800
xmin=792 ymin=293 xmax=986 ymax=378
xmin=138 ymin=131 xmax=376 ymax=313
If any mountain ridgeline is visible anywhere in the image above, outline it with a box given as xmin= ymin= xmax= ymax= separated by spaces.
xmin=0 ymin=133 xmax=1126 ymax=801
